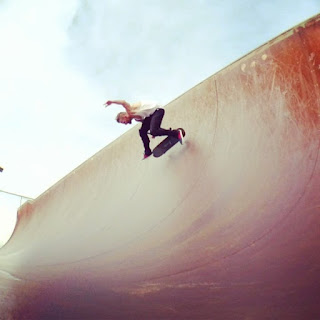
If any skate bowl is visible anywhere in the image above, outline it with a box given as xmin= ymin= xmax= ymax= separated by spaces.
xmin=0 ymin=14 xmax=319 ymax=320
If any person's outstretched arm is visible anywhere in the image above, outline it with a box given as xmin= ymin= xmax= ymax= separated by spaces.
xmin=104 ymin=100 xmax=133 ymax=115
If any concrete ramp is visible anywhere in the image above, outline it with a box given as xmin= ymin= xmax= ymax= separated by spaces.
xmin=0 ymin=14 xmax=320 ymax=320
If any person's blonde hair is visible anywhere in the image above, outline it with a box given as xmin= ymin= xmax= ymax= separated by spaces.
xmin=115 ymin=112 xmax=127 ymax=122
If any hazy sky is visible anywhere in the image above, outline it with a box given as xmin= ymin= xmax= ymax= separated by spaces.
xmin=0 ymin=0 xmax=319 ymax=246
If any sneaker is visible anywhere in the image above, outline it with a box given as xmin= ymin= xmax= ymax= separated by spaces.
xmin=143 ymin=150 xmax=152 ymax=160
xmin=177 ymin=129 xmax=184 ymax=144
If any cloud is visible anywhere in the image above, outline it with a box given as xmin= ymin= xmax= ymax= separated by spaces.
xmin=65 ymin=0 xmax=319 ymax=104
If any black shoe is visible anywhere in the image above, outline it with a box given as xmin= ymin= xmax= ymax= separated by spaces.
xmin=143 ymin=150 xmax=152 ymax=160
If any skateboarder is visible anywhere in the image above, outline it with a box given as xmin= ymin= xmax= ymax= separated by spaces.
xmin=104 ymin=100 xmax=183 ymax=159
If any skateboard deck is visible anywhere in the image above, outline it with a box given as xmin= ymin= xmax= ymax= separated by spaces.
xmin=153 ymin=128 xmax=186 ymax=158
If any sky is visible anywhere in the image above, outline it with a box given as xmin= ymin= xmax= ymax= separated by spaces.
xmin=0 ymin=0 xmax=319 ymax=246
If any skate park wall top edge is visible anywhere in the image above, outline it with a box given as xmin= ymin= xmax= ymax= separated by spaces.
xmin=0 ymin=13 xmax=319 ymax=287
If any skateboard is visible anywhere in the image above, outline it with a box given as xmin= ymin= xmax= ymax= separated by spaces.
xmin=152 ymin=128 xmax=186 ymax=158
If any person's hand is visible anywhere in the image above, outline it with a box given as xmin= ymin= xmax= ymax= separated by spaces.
xmin=104 ymin=100 xmax=113 ymax=107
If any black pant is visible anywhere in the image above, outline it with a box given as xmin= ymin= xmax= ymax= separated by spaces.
xmin=139 ymin=108 xmax=176 ymax=154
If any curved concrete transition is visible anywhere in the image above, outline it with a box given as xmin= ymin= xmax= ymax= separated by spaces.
xmin=0 ymin=14 xmax=319 ymax=320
